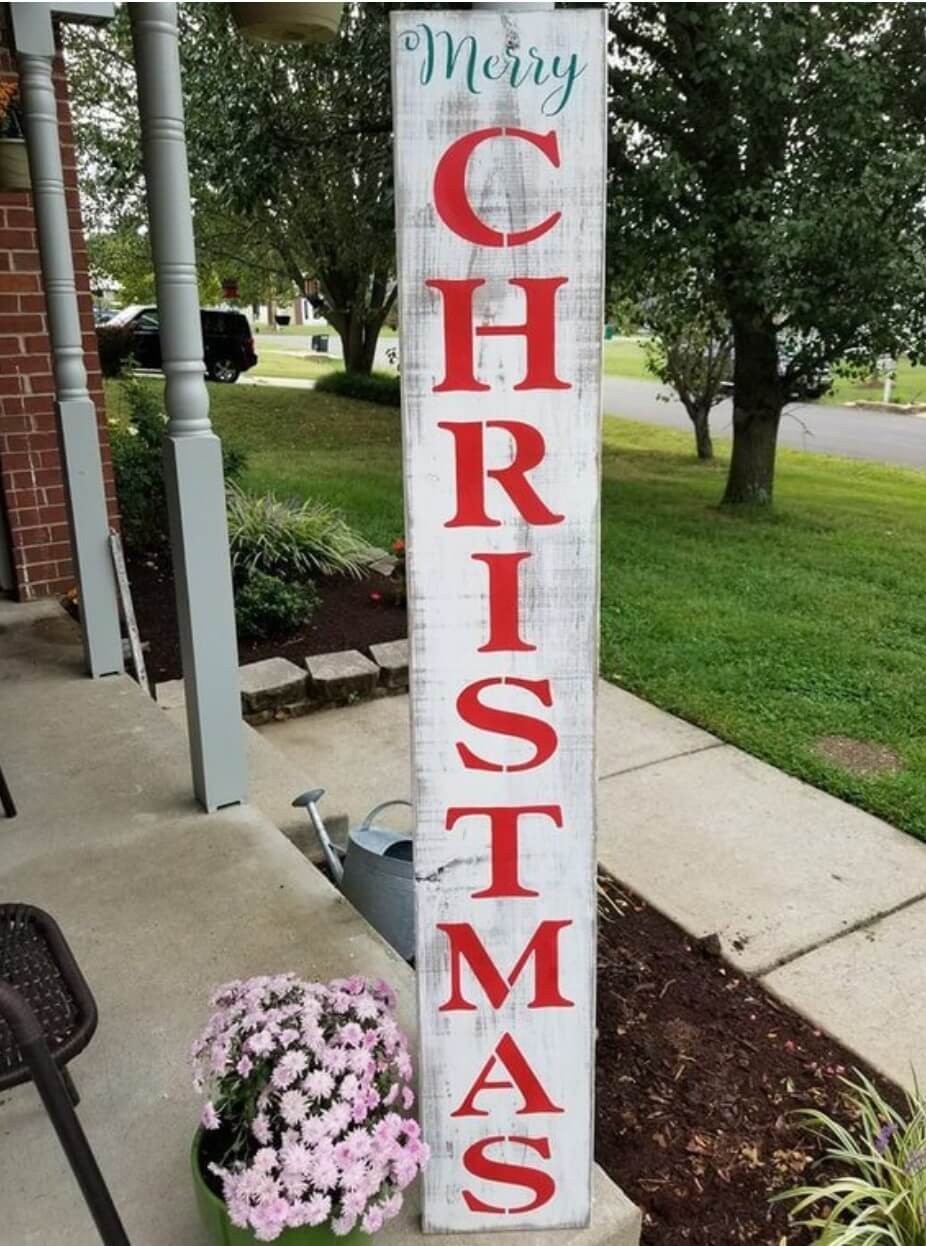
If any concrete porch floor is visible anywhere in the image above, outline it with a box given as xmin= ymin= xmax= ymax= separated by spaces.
xmin=0 ymin=601 xmax=639 ymax=1246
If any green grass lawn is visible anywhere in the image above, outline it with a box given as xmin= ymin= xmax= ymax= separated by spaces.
xmin=824 ymin=358 xmax=926 ymax=406
xmin=250 ymin=349 xmax=338 ymax=382
xmin=260 ymin=321 xmax=398 ymax=339
xmin=106 ymin=378 xmax=926 ymax=839
xmin=602 ymin=337 xmax=653 ymax=379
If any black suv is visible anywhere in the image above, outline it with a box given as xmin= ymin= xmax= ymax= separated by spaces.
xmin=105 ymin=305 xmax=258 ymax=383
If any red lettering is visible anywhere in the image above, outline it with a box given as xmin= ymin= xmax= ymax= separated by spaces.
xmin=472 ymin=552 xmax=535 ymax=652
xmin=456 ymin=676 xmax=557 ymax=772
xmin=438 ymin=920 xmax=574 ymax=1011
xmin=427 ymin=277 xmax=570 ymax=392
xmin=433 ymin=127 xmax=562 ymax=248
xmin=462 ymin=1135 xmax=556 ymax=1215
xmin=439 ymin=421 xmax=564 ymax=528
xmin=445 ymin=805 xmax=563 ymax=899
xmin=452 ymin=1032 xmax=564 ymax=1117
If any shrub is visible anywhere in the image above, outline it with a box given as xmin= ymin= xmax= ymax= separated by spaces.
xmin=234 ymin=570 xmax=319 ymax=641
xmin=109 ymin=376 xmax=247 ymax=556
xmin=107 ymin=377 xmax=169 ymax=552
xmin=775 ymin=1071 xmax=926 ymax=1244
xmin=96 ymin=324 xmax=134 ymax=378
xmin=226 ymin=485 xmax=370 ymax=580
xmin=191 ymin=974 xmax=428 ymax=1239
xmin=314 ymin=369 xmax=400 ymax=407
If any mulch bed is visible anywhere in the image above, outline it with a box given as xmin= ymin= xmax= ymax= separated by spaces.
xmin=595 ymin=874 xmax=899 ymax=1244
xmin=126 ymin=553 xmax=408 ymax=685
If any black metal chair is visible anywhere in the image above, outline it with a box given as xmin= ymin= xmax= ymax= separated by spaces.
xmin=0 ymin=764 xmax=14 ymax=818
xmin=0 ymin=905 xmax=129 ymax=1244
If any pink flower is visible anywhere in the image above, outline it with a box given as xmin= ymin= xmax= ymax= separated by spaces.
xmin=201 ymin=1101 xmax=220 ymax=1131
xmin=273 ymin=1050 xmax=308 ymax=1088
xmin=305 ymin=1069 xmax=335 ymax=1101
xmin=339 ymin=1022 xmax=364 ymax=1049
xmin=401 ymin=1086 xmax=415 ymax=1110
xmin=279 ymin=1089 xmax=308 ymax=1126
xmin=304 ymin=1193 xmax=331 ymax=1226
xmin=309 ymin=1154 xmax=339 ymax=1192
xmin=236 ymin=1055 xmax=253 ymax=1077
xmin=248 ymin=1029 xmax=274 ymax=1056
xmin=363 ymin=1205 xmax=385 ymax=1233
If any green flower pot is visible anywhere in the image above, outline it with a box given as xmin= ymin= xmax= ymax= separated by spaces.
xmin=191 ymin=1131 xmax=364 ymax=1246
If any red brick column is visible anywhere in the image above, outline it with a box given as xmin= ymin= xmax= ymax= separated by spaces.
xmin=0 ymin=23 xmax=118 ymax=601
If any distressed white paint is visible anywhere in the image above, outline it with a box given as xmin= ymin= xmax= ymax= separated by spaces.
xmin=392 ymin=8 xmax=606 ymax=1233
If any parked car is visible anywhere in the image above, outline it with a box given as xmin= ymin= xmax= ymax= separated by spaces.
xmin=103 ymin=305 xmax=258 ymax=383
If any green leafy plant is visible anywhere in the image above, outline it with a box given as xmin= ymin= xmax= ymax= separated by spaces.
xmin=109 ymin=376 xmax=246 ymax=555
xmin=225 ymin=485 xmax=370 ymax=581
xmin=0 ymin=82 xmax=23 ymax=139
xmin=234 ymin=570 xmax=319 ymax=641
xmin=775 ymin=1071 xmax=926 ymax=1244
xmin=314 ymin=369 xmax=400 ymax=408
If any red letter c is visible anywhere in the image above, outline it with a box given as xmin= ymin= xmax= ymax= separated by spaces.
xmin=433 ymin=127 xmax=561 ymax=247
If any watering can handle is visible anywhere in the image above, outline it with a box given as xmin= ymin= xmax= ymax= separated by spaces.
xmin=361 ymin=799 xmax=413 ymax=830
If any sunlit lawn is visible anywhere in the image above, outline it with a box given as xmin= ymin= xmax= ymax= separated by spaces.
xmin=105 ymin=378 xmax=926 ymax=840
xmin=825 ymin=357 xmax=926 ymax=406
xmin=265 ymin=321 xmax=398 ymax=339
xmin=250 ymin=350 xmax=338 ymax=382
xmin=602 ymin=336 xmax=654 ymax=379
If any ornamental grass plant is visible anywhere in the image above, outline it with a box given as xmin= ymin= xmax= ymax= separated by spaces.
xmin=775 ymin=1072 xmax=926 ymax=1244
xmin=226 ymin=486 xmax=370 ymax=581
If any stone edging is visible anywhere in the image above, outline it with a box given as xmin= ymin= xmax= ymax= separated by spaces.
xmin=155 ymin=639 xmax=409 ymax=725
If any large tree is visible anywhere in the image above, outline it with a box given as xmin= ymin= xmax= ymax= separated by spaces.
xmin=609 ymin=3 xmax=926 ymax=504
xmin=65 ymin=3 xmax=395 ymax=373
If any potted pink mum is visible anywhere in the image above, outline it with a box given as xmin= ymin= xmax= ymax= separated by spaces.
xmin=190 ymin=974 xmax=429 ymax=1243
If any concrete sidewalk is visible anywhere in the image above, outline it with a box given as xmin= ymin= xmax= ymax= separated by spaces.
xmin=258 ymin=684 xmax=926 ymax=1093
xmin=0 ymin=602 xmax=639 ymax=1246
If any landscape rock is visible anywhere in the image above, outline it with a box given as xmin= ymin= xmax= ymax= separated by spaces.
xmin=369 ymin=638 xmax=409 ymax=689
xmin=238 ymin=657 xmax=308 ymax=715
xmin=306 ymin=649 xmax=379 ymax=701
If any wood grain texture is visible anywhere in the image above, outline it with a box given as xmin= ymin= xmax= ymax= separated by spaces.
xmin=391 ymin=8 xmax=606 ymax=1232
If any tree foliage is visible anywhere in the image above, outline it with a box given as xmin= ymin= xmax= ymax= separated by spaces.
xmin=65 ymin=3 xmax=395 ymax=371
xmin=642 ymin=303 xmax=732 ymax=462
xmin=609 ymin=3 xmax=926 ymax=503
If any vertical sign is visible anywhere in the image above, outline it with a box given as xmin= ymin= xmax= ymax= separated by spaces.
xmin=392 ymin=7 xmax=606 ymax=1233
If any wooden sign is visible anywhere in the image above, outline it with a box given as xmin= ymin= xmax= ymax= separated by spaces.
xmin=391 ymin=7 xmax=606 ymax=1233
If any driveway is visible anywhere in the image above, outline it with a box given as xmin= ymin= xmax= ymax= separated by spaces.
xmin=602 ymin=374 xmax=926 ymax=469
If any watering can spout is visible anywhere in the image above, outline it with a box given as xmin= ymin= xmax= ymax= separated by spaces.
xmin=292 ymin=789 xmax=344 ymax=884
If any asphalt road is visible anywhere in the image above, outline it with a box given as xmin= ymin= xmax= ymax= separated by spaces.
xmin=602 ymin=374 xmax=926 ymax=470
xmin=260 ymin=335 xmax=926 ymax=470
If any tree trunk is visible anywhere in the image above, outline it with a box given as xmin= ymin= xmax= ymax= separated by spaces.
xmin=336 ymin=313 xmax=379 ymax=374
xmin=721 ymin=318 xmax=784 ymax=505
xmin=690 ymin=408 xmax=713 ymax=460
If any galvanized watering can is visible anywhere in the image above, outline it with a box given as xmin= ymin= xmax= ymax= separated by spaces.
xmin=293 ymin=789 xmax=415 ymax=962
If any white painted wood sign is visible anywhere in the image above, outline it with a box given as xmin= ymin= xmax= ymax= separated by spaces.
xmin=391 ymin=7 xmax=606 ymax=1233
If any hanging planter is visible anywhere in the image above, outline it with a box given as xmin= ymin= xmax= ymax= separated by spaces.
xmin=0 ymin=82 xmax=29 ymax=193
xmin=231 ymin=3 xmax=343 ymax=45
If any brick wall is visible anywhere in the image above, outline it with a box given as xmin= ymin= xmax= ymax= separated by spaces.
xmin=0 ymin=20 xmax=118 ymax=600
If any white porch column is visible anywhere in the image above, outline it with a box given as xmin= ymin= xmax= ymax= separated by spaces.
xmin=130 ymin=3 xmax=246 ymax=811
xmin=11 ymin=4 xmax=124 ymax=678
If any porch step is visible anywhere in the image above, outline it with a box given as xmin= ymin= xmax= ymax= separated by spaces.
xmin=159 ymin=700 xmax=348 ymax=858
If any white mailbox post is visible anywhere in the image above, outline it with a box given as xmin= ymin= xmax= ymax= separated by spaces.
xmin=391 ymin=7 xmax=607 ymax=1232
